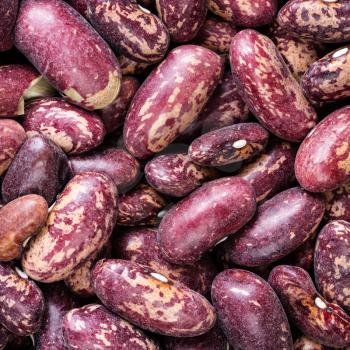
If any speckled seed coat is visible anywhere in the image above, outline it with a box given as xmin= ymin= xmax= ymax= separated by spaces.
xmin=113 ymin=227 xmax=217 ymax=295
xmin=98 ymin=76 xmax=140 ymax=133
xmin=24 ymin=98 xmax=106 ymax=154
xmin=0 ymin=0 xmax=18 ymax=51
xmin=118 ymin=54 xmax=151 ymax=76
xmin=195 ymin=17 xmax=237 ymax=55
xmin=226 ymin=187 xmax=325 ymax=267
xmin=1 ymin=134 xmax=71 ymax=205
xmin=314 ymin=220 xmax=350 ymax=312
xmin=22 ymin=172 xmax=117 ymax=283
xmin=92 ymin=259 xmax=217 ymax=337
xmin=208 ymin=0 xmax=278 ymax=27
xmin=69 ymin=147 xmax=140 ymax=193
xmin=325 ymin=181 xmax=350 ymax=221
xmin=117 ymin=183 xmax=166 ymax=226
xmin=302 ymin=45 xmax=350 ymax=102
xmin=14 ymin=0 xmax=121 ymax=110
xmin=230 ymin=29 xmax=317 ymax=142
xmin=189 ymin=123 xmax=269 ymax=166
xmin=36 ymin=283 xmax=78 ymax=350
xmin=156 ymin=0 xmax=207 ymax=43
xmin=294 ymin=336 xmax=324 ymax=350
xmin=124 ymin=45 xmax=223 ymax=159
xmin=158 ymin=177 xmax=256 ymax=264
xmin=269 ymin=265 xmax=350 ymax=348
xmin=211 ymin=269 xmax=293 ymax=350
xmin=63 ymin=304 xmax=160 ymax=349
xmin=0 ymin=263 xmax=45 ymax=336
xmin=0 ymin=119 xmax=26 ymax=176
xmin=145 ymin=153 xmax=218 ymax=197
xmin=295 ymin=105 xmax=350 ymax=192
xmin=87 ymin=0 xmax=170 ymax=63
xmin=0 ymin=195 xmax=48 ymax=262
xmin=277 ymin=0 xmax=350 ymax=43
xmin=237 ymin=141 xmax=296 ymax=202
xmin=0 ymin=64 xmax=45 ymax=117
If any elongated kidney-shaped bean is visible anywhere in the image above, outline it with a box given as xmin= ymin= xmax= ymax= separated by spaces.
xmin=92 ymin=259 xmax=216 ymax=337
xmin=88 ymin=0 xmax=169 ymax=64
xmin=302 ymin=45 xmax=350 ymax=102
xmin=22 ymin=172 xmax=117 ymax=283
xmin=36 ymin=283 xmax=78 ymax=350
xmin=0 ymin=263 xmax=44 ymax=336
xmin=268 ymin=265 xmax=350 ymax=348
xmin=237 ymin=141 xmax=296 ymax=202
xmin=0 ymin=0 xmax=18 ymax=51
xmin=14 ymin=0 xmax=121 ymax=110
xmin=145 ymin=153 xmax=218 ymax=197
xmin=113 ymin=227 xmax=217 ymax=295
xmin=0 ymin=64 xmax=54 ymax=117
xmin=208 ymin=0 xmax=277 ymax=26
xmin=295 ymin=105 xmax=350 ymax=192
xmin=189 ymin=123 xmax=269 ymax=166
xmin=0 ymin=119 xmax=26 ymax=176
xmin=124 ymin=45 xmax=223 ymax=159
xmin=314 ymin=220 xmax=350 ymax=312
xmin=158 ymin=177 xmax=256 ymax=264
xmin=230 ymin=29 xmax=317 ymax=142
xmin=63 ymin=304 xmax=160 ymax=349
xmin=156 ymin=0 xmax=207 ymax=43
xmin=24 ymin=98 xmax=106 ymax=155
xmin=226 ymin=187 xmax=325 ymax=266
xmin=0 ymin=195 xmax=48 ymax=262
xmin=212 ymin=269 xmax=293 ymax=350
xmin=69 ymin=147 xmax=140 ymax=193
xmin=277 ymin=0 xmax=350 ymax=43
xmin=1 ymin=135 xmax=71 ymax=205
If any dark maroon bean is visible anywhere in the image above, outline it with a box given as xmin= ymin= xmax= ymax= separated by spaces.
xmin=314 ymin=220 xmax=350 ymax=312
xmin=208 ymin=0 xmax=278 ymax=27
xmin=302 ymin=45 xmax=350 ymax=102
xmin=268 ymin=265 xmax=350 ymax=348
xmin=145 ymin=153 xmax=218 ymax=197
xmin=98 ymin=76 xmax=140 ymax=133
xmin=36 ymin=283 xmax=78 ymax=350
xmin=2 ymin=135 xmax=70 ymax=205
xmin=195 ymin=17 xmax=237 ymax=55
xmin=0 ymin=65 xmax=54 ymax=117
xmin=92 ymin=259 xmax=217 ymax=337
xmin=0 ymin=119 xmax=26 ymax=176
xmin=156 ymin=0 xmax=207 ymax=43
xmin=4 ymin=334 xmax=33 ymax=350
xmin=237 ymin=141 xmax=296 ymax=202
xmin=65 ymin=0 xmax=88 ymax=16
xmin=295 ymin=105 xmax=350 ymax=192
xmin=113 ymin=227 xmax=217 ymax=295
xmin=24 ymin=98 xmax=106 ymax=155
xmin=14 ymin=0 xmax=121 ymax=110
xmin=22 ymin=172 xmax=117 ymax=283
xmin=0 ymin=326 xmax=9 ymax=350
xmin=226 ymin=187 xmax=325 ymax=267
xmin=117 ymin=183 xmax=166 ymax=226
xmin=87 ymin=0 xmax=169 ymax=63
xmin=325 ymin=181 xmax=350 ymax=221
xmin=124 ymin=45 xmax=223 ymax=159
xmin=63 ymin=304 xmax=160 ymax=349
xmin=69 ymin=147 xmax=140 ymax=193
xmin=0 ymin=263 xmax=44 ymax=336
xmin=158 ymin=177 xmax=256 ymax=264
xmin=294 ymin=336 xmax=325 ymax=350
xmin=0 ymin=0 xmax=18 ymax=52
xmin=230 ymin=29 xmax=317 ymax=142
xmin=189 ymin=123 xmax=269 ymax=167
xmin=212 ymin=269 xmax=293 ymax=350
xmin=277 ymin=0 xmax=350 ymax=43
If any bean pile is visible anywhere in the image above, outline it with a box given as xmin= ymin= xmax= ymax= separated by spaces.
xmin=0 ymin=0 xmax=350 ymax=349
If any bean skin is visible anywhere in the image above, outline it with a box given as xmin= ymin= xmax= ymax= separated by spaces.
xmin=0 ymin=326 xmax=9 ymax=350
xmin=92 ymin=259 xmax=217 ymax=337
xmin=211 ymin=269 xmax=293 ymax=350
xmin=230 ymin=29 xmax=317 ymax=142
xmin=269 ymin=265 xmax=350 ymax=348
xmin=294 ymin=336 xmax=324 ymax=350
xmin=325 ymin=181 xmax=350 ymax=221
xmin=0 ymin=0 xmax=18 ymax=52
